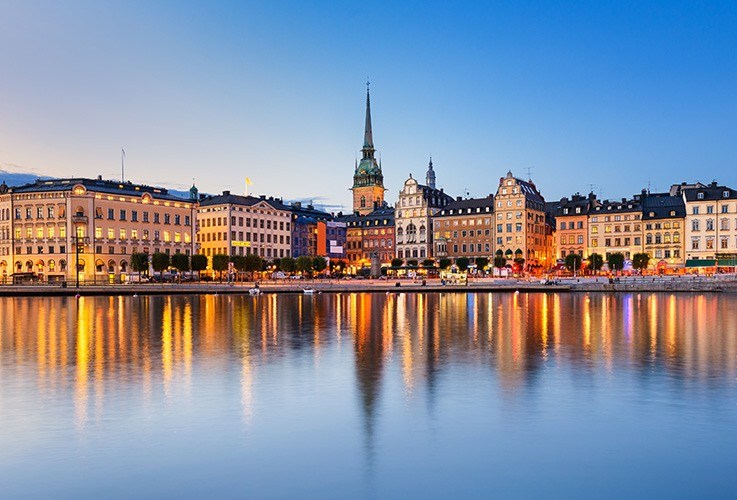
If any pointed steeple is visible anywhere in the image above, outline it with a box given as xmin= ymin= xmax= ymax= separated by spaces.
xmin=362 ymin=79 xmax=375 ymax=159
xmin=425 ymin=157 xmax=436 ymax=189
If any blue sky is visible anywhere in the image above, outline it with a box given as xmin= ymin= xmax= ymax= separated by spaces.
xmin=1 ymin=1 xmax=736 ymax=211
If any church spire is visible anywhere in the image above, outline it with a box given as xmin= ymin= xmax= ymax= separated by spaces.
xmin=362 ymin=79 xmax=375 ymax=159
xmin=426 ymin=156 xmax=436 ymax=189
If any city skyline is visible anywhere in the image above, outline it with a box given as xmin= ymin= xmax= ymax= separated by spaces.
xmin=2 ymin=1 xmax=736 ymax=212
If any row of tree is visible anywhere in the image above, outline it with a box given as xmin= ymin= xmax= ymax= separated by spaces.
xmin=564 ymin=252 xmax=651 ymax=273
xmin=129 ymin=252 xmax=333 ymax=280
xmin=391 ymin=256 xmax=522 ymax=271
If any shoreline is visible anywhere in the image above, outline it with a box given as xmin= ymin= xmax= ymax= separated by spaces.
xmin=1 ymin=276 xmax=735 ymax=297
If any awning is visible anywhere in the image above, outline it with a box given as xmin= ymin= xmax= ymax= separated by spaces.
xmin=717 ymin=259 xmax=737 ymax=267
xmin=685 ymin=259 xmax=716 ymax=268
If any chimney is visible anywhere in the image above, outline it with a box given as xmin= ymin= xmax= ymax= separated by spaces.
xmin=260 ymin=194 xmax=266 ymax=200
xmin=456 ymin=196 xmax=462 ymax=201
xmin=97 ymin=175 xmax=103 ymax=180
xmin=222 ymin=190 xmax=230 ymax=196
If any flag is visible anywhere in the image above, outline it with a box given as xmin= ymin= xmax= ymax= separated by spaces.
xmin=245 ymin=177 xmax=252 ymax=186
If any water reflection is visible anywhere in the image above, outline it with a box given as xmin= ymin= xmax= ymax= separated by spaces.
xmin=2 ymin=292 xmax=737 ymax=496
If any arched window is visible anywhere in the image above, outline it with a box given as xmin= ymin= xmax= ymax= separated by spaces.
xmin=396 ymin=226 xmax=404 ymax=243
xmin=107 ymin=260 xmax=116 ymax=273
xmin=60 ymin=260 xmax=67 ymax=271
xmin=360 ymin=196 xmax=366 ymax=208
xmin=419 ymin=225 xmax=426 ymax=242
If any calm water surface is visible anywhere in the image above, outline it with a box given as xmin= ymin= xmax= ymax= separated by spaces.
xmin=1 ymin=292 xmax=736 ymax=499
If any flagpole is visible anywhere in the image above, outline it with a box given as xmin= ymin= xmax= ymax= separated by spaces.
xmin=121 ymin=148 xmax=125 ymax=182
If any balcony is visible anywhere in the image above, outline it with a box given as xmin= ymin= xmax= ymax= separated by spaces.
xmin=72 ymin=212 xmax=88 ymax=224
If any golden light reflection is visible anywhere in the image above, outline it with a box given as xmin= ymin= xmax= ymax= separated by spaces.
xmin=1 ymin=291 xmax=736 ymax=432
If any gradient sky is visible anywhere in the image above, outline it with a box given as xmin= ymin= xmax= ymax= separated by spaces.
xmin=1 ymin=1 xmax=736 ymax=211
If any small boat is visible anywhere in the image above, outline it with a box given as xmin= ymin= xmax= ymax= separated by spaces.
xmin=303 ymin=287 xmax=318 ymax=294
xmin=248 ymin=287 xmax=261 ymax=295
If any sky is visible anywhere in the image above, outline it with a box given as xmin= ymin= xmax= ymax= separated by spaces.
xmin=1 ymin=0 xmax=736 ymax=212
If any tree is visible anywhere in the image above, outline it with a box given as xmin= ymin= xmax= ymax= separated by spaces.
xmin=330 ymin=259 xmax=347 ymax=276
xmin=565 ymin=253 xmax=582 ymax=273
xmin=493 ymin=256 xmax=507 ymax=269
xmin=391 ymin=258 xmax=404 ymax=268
xmin=588 ymin=253 xmax=604 ymax=273
xmin=230 ymin=255 xmax=247 ymax=280
xmin=171 ymin=253 xmax=190 ymax=273
xmin=243 ymin=254 xmax=262 ymax=279
xmin=131 ymin=252 xmax=149 ymax=277
xmin=421 ymin=259 xmax=435 ymax=268
xmin=151 ymin=252 xmax=170 ymax=274
xmin=271 ymin=258 xmax=282 ymax=271
xmin=632 ymin=253 xmax=650 ymax=273
xmin=191 ymin=254 xmax=208 ymax=279
xmin=456 ymin=257 xmax=470 ymax=271
xmin=438 ymin=258 xmax=452 ymax=270
xmin=475 ymin=257 xmax=489 ymax=271
xmin=212 ymin=254 xmax=229 ymax=282
xmin=313 ymin=256 xmax=327 ymax=273
xmin=296 ymin=256 xmax=313 ymax=275
xmin=608 ymin=252 xmax=625 ymax=272
xmin=280 ymin=257 xmax=297 ymax=273
xmin=407 ymin=259 xmax=418 ymax=267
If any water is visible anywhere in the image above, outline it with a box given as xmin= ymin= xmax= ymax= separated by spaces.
xmin=1 ymin=292 xmax=736 ymax=499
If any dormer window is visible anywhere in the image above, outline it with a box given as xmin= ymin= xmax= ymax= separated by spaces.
xmin=697 ymin=192 xmax=704 ymax=199
xmin=563 ymin=208 xmax=569 ymax=214
xmin=575 ymin=207 xmax=581 ymax=214
xmin=649 ymin=212 xmax=655 ymax=217
xmin=724 ymin=190 xmax=730 ymax=198
xmin=670 ymin=210 xmax=676 ymax=217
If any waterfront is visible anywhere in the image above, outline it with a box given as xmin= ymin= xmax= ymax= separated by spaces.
xmin=1 ymin=293 xmax=736 ymax=498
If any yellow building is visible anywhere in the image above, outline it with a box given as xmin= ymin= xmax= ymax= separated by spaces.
xmin=493 ymin=171 xmax=550 ymax=271
xmin=196 ymin=191 xmax=292 ymax=267
xmin=0 ymin=177 xmax=197 ymax=283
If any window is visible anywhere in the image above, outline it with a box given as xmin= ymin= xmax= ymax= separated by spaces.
xmin=108 ymin=208 xmax=115 ymax=220
xmin=697 ymin=192 xmax=704 ymax=199
xmin=693 ymin=207 xmax=699 ymax=215
xmin=692 ymin=220 xmax=700 ymax=231
xmin=154 ymin=213 xmax=160 ymax=224
xmin=119 ymin=209 xmax=126 ymax=221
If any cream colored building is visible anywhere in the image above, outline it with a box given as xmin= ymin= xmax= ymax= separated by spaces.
xmin=683 ymin=182 xmax=737 ymax=269
xmin=0 ymin=177 xmax=197 ymax=283
xmin=196 ymin=192 xmax=292 ymax=266
xmin=395 ymin=161 xmax=454 ymax=261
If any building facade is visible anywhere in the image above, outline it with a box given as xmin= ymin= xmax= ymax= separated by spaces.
xmin=588 ymin=197 xmax=643 ymax=262
xmin=683 ymin=182 xmax=737 ymax=269
xmin=197 ymin=192 xmax=291 ymax=266
xmin=641 ymin=191 xmax=686 ymax=271
xmin=433 ymin=195 xmax=495 ymax=263
xmin=342 ymin=206 xmax=395 ymax=272
xmin=0 ymin=177 xmax=197 ymax=283
xmin=492 ymin=171 xmax=549 ymax=270
xmin=395 ymin=162 xmax=453 ymax=261
xmin=549 ymin=193 xmax=599 ymax=261
xmin=290 ymin=202 xmax=333 ymax=258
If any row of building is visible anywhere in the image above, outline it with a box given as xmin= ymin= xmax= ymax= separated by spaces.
xmin=1 ymin=86 xmax=735 ymax=282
